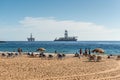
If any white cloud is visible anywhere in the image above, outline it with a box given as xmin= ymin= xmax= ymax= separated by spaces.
xmin=0 ymin=17 xmax=120 ymax=41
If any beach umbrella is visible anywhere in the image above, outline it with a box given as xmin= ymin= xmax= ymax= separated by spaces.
xmin=92 ymin=48 xmax=104 ymax=54
xmin=37 ymin=48 xmax=46 ymax=51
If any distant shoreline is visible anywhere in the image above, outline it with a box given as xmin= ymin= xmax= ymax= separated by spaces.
xmin=0 ymin=41 xmax=6 ymax=43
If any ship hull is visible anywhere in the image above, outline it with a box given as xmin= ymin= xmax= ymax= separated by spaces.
xmin=54 ymin=39 xmax=77 ymax=41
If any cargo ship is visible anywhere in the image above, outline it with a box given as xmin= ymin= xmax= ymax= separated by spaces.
xmin=27 ymin=33 xmax=35 ymax=41
xmin=54 ymin=30 xmax=77 ymax=41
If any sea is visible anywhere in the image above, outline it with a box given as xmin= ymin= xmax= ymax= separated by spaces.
xmin=0 ymin=41 xmax=120 ymax=55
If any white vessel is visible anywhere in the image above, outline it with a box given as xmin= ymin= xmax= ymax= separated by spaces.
xmin=54 ymin=30 xmax=77 ymax=41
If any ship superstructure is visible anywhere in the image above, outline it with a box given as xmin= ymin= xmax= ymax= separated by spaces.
xmin=27 ymin=33 xmax=35 ymax=41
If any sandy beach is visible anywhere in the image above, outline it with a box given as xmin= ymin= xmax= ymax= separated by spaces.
xmin=0 ymin=53 xmax=120 ymax=80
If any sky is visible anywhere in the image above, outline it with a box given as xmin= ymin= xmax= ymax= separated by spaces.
xmin=0 ymin=0 xmax=120 ymax=41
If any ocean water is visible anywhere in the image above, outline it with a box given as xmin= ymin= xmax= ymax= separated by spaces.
xmin=0 ymin=41 xmax=120 ymax=55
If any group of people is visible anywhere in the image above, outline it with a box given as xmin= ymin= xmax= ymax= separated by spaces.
xmin=0 ymin=48 xmax=22 ymax=57
xmin=74 ymin=48 xmax=92 ymax=59
xmin=79 ymin=48 xmax=91 ymax=56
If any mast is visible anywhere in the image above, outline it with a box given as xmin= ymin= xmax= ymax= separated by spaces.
xmin=64 ymin=30 xmax=68 ymax=39
xmin=30 ymin=33 xmax=33 ymax=38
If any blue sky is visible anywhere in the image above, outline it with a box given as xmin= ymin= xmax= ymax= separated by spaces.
xmin=0 ymin=0 xmax=120 ymax=41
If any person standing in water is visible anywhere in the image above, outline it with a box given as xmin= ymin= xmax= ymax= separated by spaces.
xmin=55 ymin=50 xmax=57 ymax=54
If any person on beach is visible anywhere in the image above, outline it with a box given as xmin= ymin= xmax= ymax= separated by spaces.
xmin=55 ymin=50 xmax=57 ymax=54
xmin=74 ymin=52 xmax=80 ymax=58
xmin=17 ymin=48 xmax=22 ymax=55
xmin=88 ymin=48 xmax=91 ymax=55
xmin=79 ymin=48 xmax=82 ymax=55
xmin=84 ymin=48 xmax=88 ymax=56
xmin=85 ymin=48 xmax=87 ymax=54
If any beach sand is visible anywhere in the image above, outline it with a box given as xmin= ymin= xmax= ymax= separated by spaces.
xmin=0 ymin=53 xmax=120 ymax=80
